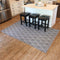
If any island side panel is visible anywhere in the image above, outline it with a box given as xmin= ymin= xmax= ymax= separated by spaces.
xmin=25 ymin=7 xmax=53 ymax=27
xmin=51 ymin=7 xmax=58 ymax=27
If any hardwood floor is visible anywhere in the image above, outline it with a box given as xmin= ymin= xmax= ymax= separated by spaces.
xmin=0 ymin=15 xmax=60 ymax=60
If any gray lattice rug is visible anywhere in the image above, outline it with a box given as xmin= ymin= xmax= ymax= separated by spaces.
xmin=2 ymin=21 xmax=59 ymax=53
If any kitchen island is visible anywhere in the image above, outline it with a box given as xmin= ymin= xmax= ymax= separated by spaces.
xmin=23 ymin=4 xmax=58 ymax=27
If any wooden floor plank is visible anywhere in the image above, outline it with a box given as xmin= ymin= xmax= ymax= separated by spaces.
xmin=0 ymin=15 xmax=60 ymax=60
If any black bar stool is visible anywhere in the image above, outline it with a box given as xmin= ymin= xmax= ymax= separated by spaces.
xmin=20 ymin=12 xmax=30 ymax=26
xmin=29 ymin=14 xmax=39 ymax=29
xmin=38 ymin=15 xmax=50 ymax=32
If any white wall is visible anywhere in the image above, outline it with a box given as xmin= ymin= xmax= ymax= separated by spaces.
xmin=34 ymin=0 xmax=57 ymax=4
xmin=34 ymin=0 xmax=57 ymax=2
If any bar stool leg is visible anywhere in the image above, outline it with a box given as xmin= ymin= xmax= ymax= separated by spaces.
xmin=44 ymin=20 xmax=46 ymax=32
xmin=25 ymin=16 xmax=27 ymax=26
xmin=47 ymin=19 xmax=49 ymax=28
xmin=34 ymin=18 xmax=36 ymax=29
xmin=38 ymin=20 xmax=39 ymax=30
xmin=20 ymin=16 xmax=22 ymax=25
xmin=29 ymin=16 xmax=31 ymax=27
xmin=32 ymin=18 xmax=34 ymax=25
xmin=41 ymin=20 xmax=43 ymax=27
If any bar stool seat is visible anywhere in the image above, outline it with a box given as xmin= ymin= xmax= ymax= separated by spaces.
xmin=29 ymin=14 xmax=39 ymax=18
xmin=39 ymin=15 xmax=49 ymax=20
xmin=20 ymin=12 xmax=30 ymax=17
xmin=20 ymin=12 xmax=30 ymax=26
xmin=38 ymin=15 xmax=50 ymax=32
xmin=29 ymin=14 xmax=39 ymax=29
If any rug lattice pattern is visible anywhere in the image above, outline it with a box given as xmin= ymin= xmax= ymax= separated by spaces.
xmin=2 ymin=22 xmax=59 ymax=53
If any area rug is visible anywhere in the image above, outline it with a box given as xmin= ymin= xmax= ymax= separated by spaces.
xmin=2 ymin=21 xmax=59 ymax=53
